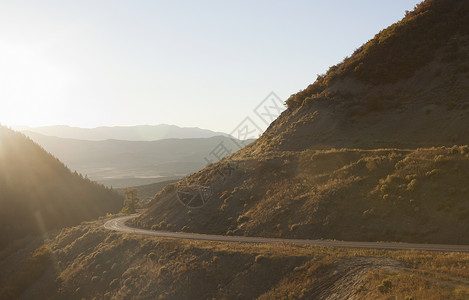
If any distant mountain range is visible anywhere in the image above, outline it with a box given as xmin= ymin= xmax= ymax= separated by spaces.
xmin=23 ymin=131 xmax=254 ymax=188
xmin=15 ymin=124 xmax=229 ymax=141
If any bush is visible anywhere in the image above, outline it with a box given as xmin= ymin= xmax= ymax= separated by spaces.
xmin=109 ymin=278 xmax=119 ymax=289
xmin=377 ymin=279 xmax=393 ymax=294
xmin=382 ymin=279 xmax=392 ymax=289
xmin=407 ymin=179 xmax=418 ymax=191
xmin=255 ymin=255 xmax=267 ymax=264
xmin=237 ymin=215 xmax=249 ymax=223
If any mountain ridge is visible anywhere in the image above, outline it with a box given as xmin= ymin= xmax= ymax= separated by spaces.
xmin=15 ymin=124 xmax=229 ymax=141
xmin=23 ymin=131 xmax=255 ymax=187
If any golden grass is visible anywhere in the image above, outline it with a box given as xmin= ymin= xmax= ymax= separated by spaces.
xmin=137 ymin=146 xmax=469 ymax=247
xmin=2 ymin=219 xmax=469 ymax=299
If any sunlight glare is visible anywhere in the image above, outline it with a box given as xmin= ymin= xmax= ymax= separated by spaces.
xmin=0 ymin=43 xmax=71 ymax=127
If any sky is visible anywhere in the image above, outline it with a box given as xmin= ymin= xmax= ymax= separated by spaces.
xmin=0 ymin=0 xmax=422 ymax=134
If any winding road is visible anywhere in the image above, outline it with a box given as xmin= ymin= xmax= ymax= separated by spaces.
xmin=104 ymin=215 xmax=469 ymax=253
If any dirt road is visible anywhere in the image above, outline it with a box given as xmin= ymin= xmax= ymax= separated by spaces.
xmin=104 ymin=215 xmax=469 ymax=252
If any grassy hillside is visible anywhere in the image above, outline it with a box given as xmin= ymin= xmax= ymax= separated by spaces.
xmin=134 ymin=147 xmax=469 ymax=244
xmin=286 ymin=0 xmax=469 ymax=108
xmin=135 ymin=0 xmax=469 ymax=245
xmin=1 ymin=219 xmax=468 ymax=299
xmin=261 ymin=0 xmax=469 ymax=152
xmin=0 ymin=126 xmax=123 ymax=250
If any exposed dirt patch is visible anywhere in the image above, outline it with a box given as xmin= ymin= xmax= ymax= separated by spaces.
xmin=310 ymin=257 xmax=402 ymax=300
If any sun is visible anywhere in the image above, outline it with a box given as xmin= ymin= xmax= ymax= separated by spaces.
xmin=0 ymin=43 xmax=70 ymax=127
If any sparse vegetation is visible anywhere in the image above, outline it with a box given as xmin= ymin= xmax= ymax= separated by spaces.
xmin=286 ymin=0 xmax=469 ymax=108
xmin=2 ymin=221 xmax=469 ymax=299
xmin=135 ymin=146 xmax=469 ymax=245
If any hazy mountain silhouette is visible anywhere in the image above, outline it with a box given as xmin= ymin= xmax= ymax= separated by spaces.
xmin=23 ymin=131 xmax=254 ymax=188
xmin=16 ymin=124 xmax=229 ymax=141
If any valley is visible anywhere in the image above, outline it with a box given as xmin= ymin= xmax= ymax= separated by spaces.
xmin=22 ymin=130 xmax=252 ymax=188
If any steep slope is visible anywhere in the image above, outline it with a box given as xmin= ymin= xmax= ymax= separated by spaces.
xmin=266 ymin=0 xmax=469 ymax=152
xmin=18 ymin=124 xmax=228 ymax=141
xmin=134 ymin=0 xmax=469 ymax=245
xmin=0 ymin=126 xmax=123 ymax=250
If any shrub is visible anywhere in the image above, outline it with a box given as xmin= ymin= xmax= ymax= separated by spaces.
xmin=237 ymin=215 xmax=249 ymax=223
xmin=377 ymin=284 xmax=387 ymax=294
xmin=109 ymin=278 xmax=119 ymax=289
xmin=407 ymin=179 xmax=418 ymax=191
xmin=254 ymin=255 xmax=266 ymax=264
xmin=382 ymin=279 xmax=392 ymax=289
xmin=158 ymin=266 xmax=169 ymax=277
xmin=289 ymin=224 xmax=300 ymax=231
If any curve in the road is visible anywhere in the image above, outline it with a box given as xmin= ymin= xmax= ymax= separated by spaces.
xmin=104 ymin=215 xmax=469 ymax=253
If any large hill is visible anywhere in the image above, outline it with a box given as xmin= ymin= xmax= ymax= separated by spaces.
xmin=16 ymin=124 xmax=228 ymax=141
xmin=22 ymin=132 xmax=254 ymax=187
xmin=133 ymin=0 xmax=469 ymax=245
xmin=0 ymin=126 xmax=123 ymax=250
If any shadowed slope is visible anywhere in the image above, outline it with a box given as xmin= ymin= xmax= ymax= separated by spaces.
xmin=0 ymin=126 xmax=123 ymax=250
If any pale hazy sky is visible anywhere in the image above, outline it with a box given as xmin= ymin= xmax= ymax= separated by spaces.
xmin=0 ymin=0 xmax=421 ymax=133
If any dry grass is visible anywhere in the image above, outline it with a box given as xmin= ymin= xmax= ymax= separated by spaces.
xmin=2 ymin=220 xmax=469 ymax=299
xmin=135 ymin=146 xmax=469 ymax=246
xmin=286 ymin=0 xmax=469 ymax=108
